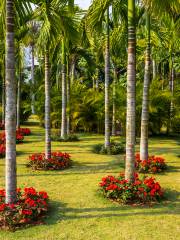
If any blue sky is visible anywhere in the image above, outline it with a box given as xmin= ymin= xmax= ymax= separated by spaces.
xmin=75 ymin=0 xmax=92 ymax=9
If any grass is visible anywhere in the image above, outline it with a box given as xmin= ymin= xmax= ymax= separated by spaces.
xmin=0 ymin=122 xmax=180 ymax=240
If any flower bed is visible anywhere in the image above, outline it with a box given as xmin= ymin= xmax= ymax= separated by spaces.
xmin=99 ymin=173 xmax=164 ymax=204
xmin=17 ymin=128 xmax=31 ymax=136
xmin=135 ymin=153 xmax=167 ymax=173
xmin=0 ymin=131 xmax=24 ymax=144
xmin=0 ymin=144 xmax=5 ymax=158
xmin=0 ymin=187 xmax=49 ymax=230
xmin=28 ymin=152 xmax=72 ymax=170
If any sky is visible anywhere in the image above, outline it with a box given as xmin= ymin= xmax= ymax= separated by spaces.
xmin=75 ymin=0 xmax=92 ymax=10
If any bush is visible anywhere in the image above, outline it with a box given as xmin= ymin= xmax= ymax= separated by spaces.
xmin=51 ymin=134 xmax=79 ymax=142
xmin=28 ymin=152 xmax=72 ymax=170
xmin=17 ymin=128 xmax=31 ymax=136
xmin=0 ymin=144 xmax=5 ymax=158
xmin=0 ymin=131 xmax=24 ymax=144
xmin=135 ymin=153 xmax=167 ymax=173
xmin=92 ymin=141 xmax=125 ymax=155
xmin=99 ymin=173 xmax=164 ymax=204
xmin=0 ymin=187 xmax=49 ymax=230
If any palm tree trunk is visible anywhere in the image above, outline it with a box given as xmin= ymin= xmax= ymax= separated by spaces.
xmin=125 ymin=0 xmax=136 ymax=183
xmin=2 ymin=58 xmax=5 ymax=125
xmin=67 ymin=55 xmax=70 ymax=135
xmin=31 ymin=44 xmax=35 ymax=114
xmin=169 ymin=54 xmax=174 ymax=130
xmin=96 ymin=68 xmax=99 ymax=90
xmin=140 ymin=13 xmax=151 ymax=161
xmin=61 ymin=38 xmax=67 ymax=139
xmin=16 ymin=68 xmax=21 ymax=129
xmin=45 ymin=49 xmax=51 ymax=159
xmin=104 ymin=7 xmax=110 ymax=148
xmin=5 ymin=0 xmax=17 ymax=204
xmin=112 ymin=67 xmax=117 ymax=136
xmin=152 ymin=59 xmax=156 ymax=79
xmin=71 ymin=56 xmax=76 ymax=85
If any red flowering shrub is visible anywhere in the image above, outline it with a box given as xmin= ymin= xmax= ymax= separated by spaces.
xmin=99 ymin=173 xmax=164 ymax=204
xmin=0 ymin=122 xmax=5 ymax=130
xmin=17 ymin=128 xmax=31 ymax=136
xmin=0 ymin=131 xmax=24 ymax=144
xmin=0 ymin=144 xmax=5 ymax=158
xmin=0 ymin=187 xmax=49 ymax=230
xmin=28 ymin=152 xmax=72 ymax=170
xmin=135 ymin=153 xmax=167 ymax=173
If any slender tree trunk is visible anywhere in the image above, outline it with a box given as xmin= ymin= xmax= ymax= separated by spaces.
xmin=31 ymin=45 xmax=35 ymax=114
xmin=152 ymin=59 xmax=156 ymax=79
xmin=71 ymin=56 xmax=76 ymax=85
xmin=45 ymin=49 xmax=51 ymax=159
xmin=112 ymin=67 xmax=117 ymax=136
xmin=125 ymin=0 xmax=136 ymax=183
xmin=96 ymin=68 xmax=99 ymax=90
xmin=61 ymin=38 xmax=67 ymax=139
xmin=5 ymin=0 xmax=17 ymax=204
xmin=169 ymin=55 xmax=174 ymax=131
xmin=140 ymin=14 xmax=151 ymax=161
xmin=16 ymin=69 xmax=21 ymax=129
xmin=104 ymin=7 xmax=110 ymax=148
xmin=2 ymin=58 xmax=5 ymax=125
xmin=67 ymin=55 xmax=70 ymax=135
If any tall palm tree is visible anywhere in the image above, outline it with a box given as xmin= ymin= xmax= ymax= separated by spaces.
xmin=140 ymin=13 xmax=151 ymax=161
xmin=104 ymin=7 xmax=110 ymax=148
xmin=5 ymin=0 xmax=17 ymax=204
xmin=125 ymin=0 xmax=136 ymax=183
xmin=61 ymin=36 xmax=67 ymax=139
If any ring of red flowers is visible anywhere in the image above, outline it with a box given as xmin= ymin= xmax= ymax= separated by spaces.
xmin=0 ymin=187 xmax=49 ymax=229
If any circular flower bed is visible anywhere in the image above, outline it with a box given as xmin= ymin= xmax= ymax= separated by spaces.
xmin=0 ymin=144 xmax=5 ymax=158
xmin=0 ymin=187 xmax=49 ymax=230
xmin=28 ymin=152 xmax=72 ymax=170
xmin=99 ymin=173 xmax=163 ymax=204
xmin=135 ymin=153 xmax=167 ymax=173
xmin=17 ymin=128 xmax=31 ymax=136
xmin=0 ymin=131 xmax=24 ymax=144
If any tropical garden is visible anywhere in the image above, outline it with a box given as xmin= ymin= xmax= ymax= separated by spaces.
xmin=0 ymin=0 xmax=179 ymax=239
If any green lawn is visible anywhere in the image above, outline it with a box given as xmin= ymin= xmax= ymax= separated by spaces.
xmin=0 ymin=124 xmax=179 ymax=240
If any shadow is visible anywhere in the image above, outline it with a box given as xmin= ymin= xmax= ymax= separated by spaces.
xmin=45 ymin=189 xmax=180 ymax=225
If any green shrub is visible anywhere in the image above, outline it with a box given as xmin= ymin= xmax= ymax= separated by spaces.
xmin=51 ymin=133 xmax=80 ymax=142
xmin=92 ymin=141 xmax=125 ymax=155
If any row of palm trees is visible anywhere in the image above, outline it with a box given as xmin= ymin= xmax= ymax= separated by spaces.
xmin=2 ymin=0 xmax=180 ymax=204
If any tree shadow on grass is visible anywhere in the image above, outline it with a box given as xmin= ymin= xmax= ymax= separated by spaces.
xmin=46 ymin=189 xmax=180 ymax=225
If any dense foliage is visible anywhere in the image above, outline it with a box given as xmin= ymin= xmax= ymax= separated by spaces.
xmin=28 ymin=152 xmax=72 ymax=170
xmin=135 ymin=153 xmax=167 ymax=173
xmin=99 ymin=173 xmax=164 ymax=204
xmin=0 ymin=187 xmax=49 ymax=230
xmin=92 ymin=141 xmax=125 ymax=155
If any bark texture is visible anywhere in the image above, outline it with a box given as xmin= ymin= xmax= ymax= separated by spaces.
xmin=140 ymin=14 xmax=151 ymax=161
xmin=112 ymin=68 xmax=117 ymax=136
xmin=61 ymin=38 xmax=67 ymax=139
xmin=16 ymin=69 xmax=21 ymax=129
xmin=5 ymin=0 xmax=17 ymax=204
xmin=31 ymin=45 xmax=35 ymax=114
xmin=125 ymin=0 xmax=136 ymax=183
xmin=45 ymin=50 xmax=51 ymax=159
xmin=104 ymin=7 xmax=110 ymax=148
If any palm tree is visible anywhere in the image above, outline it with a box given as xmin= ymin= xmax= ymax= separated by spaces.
xmin=61 ymin=37 xmax=67 ymax=139
xmin=5 ymin=0 xmax=17 ymax=204
xmin=125 ymin=0 xmax=136 ymax=183
xmin=104 ymin=7 xmax=110 ymax=148
xmin=140 ymin=13 xmax=151 ymax=161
